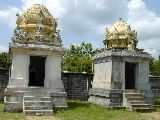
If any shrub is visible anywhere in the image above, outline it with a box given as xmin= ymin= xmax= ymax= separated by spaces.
xmin=154 ymin=98 xmax=160 ymax=105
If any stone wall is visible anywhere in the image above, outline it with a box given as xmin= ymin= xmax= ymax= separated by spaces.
xmin=0 ymin=68 xmax=9 ymax=101
xmin=0 ymin=68 xmax=160 ymax=101
xmin=0 ymin=70 xmax=93 ymax=101
xmin=149 ymin=76 xmax=160 ymax=98
xmin=62 ymin=72 xmax=93 ymax=100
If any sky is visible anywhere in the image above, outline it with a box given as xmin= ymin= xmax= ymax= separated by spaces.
xmin=0 ymin=0 xmax=160 ymax=58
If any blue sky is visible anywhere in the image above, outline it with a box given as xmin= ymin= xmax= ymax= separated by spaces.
xmin=0 ymin=0 xmax=160 ymax=58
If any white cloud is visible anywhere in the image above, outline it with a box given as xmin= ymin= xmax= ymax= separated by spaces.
xmin=0 ymin=6 xmax=21 ymax=29
xmin=20 ymin=0 xmax=128 ymax=48
xmin=127 ymin=0 xmax=160 ymax=58
xmin=21 ymin=0 xmax=128 ymax=35
xmin=21 ymin=0 xmax=65 ymax=17
xmin=0 ymin=45 xmax=8 ymax=53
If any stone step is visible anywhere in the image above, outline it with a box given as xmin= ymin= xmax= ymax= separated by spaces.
xmin=130 ymin=101 xmax=148 ymax=104
xmin=124 ymin=92 xmax=141 ymax=95
xmin=131 ymin=104 xmax=151 ymax=108
xmin=125 ymin=95 xmax=144 ymax=98
xmin=6 ymin=87 xmax=48 ymax=91
xmin=127 ymin=97 xmax=144 ymax=101
xmin=125 ymin=95 xmax=143 ymax=98
xmin=4 ymin=90 xmax=29 ymax=96
xmin=125 ymin=93 xmax=142 ymax=96
xmin=24 ymin=106 xmax=52 ymax=110
xmin=124 ymin=89 xmax=138 ymax=93
xmin=124 ymin=90 xmax=152 ymax=112
xmin=24 ymin=101 xmax=52 ymax=106
xmin=24 ymin=96 xmax=51 ymax=101
xmin=24 ymin=92 xmax=50 ymax=97
xmin=132 ymin=107 xmax=153 ymax=112
xmin=24 ymin=110 xmax=53 ymax=116
xmin=5 ymin=90 xmax=50 ymax=97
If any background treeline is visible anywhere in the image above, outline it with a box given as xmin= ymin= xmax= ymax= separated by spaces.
xmin=0 ymin=42 xmax=160 ymax=76
xmin=149 ymin=58 xmax=160 ymax=76
xmin=62 ymin=42 xmax=100 ymax=73
xmin=0 ymin=52 xmax=11 ymax=69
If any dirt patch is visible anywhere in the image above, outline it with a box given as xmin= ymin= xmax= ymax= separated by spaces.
xmin=142 ymin=112 xmax=160 ymax=120
xmin=26 ymin=116 xmax=60 ymax=120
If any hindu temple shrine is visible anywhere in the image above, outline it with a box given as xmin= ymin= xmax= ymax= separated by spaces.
xmin=88 ymin=18 xmax=153 ymax=111
xmin=4 ymin=4 xmax=67 ymax=115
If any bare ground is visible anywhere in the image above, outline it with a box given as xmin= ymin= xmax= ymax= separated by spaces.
xmin=142 ymin=112 xmax=160 ymax=120
xmin=25 ymin=112 xmax=160 ymax=120
xmin=26 ymin=116 xmax=60 ymax=120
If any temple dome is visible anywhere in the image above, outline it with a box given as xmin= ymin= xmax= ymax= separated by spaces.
xmin=103 ymin=18 xmax=138 ymax=51
xmin=12 ymin=4 xmax=62 ymax=46
xmin=107 ymin=19 xmax=129 ymax=35
xmin=17 ymin=4 xmax=57 ymax=28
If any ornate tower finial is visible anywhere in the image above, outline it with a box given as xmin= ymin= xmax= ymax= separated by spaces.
xmin=104 ymin=18 xmax=138 ymax=51
xmin=16 ymin=13 xmax=19 ymax=17
xmin=119 ymin=18 xmax=122 ymax=21
xmin=13 ymin=4 xmax=62 ymax=46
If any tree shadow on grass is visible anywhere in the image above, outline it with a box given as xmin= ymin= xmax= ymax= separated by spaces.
xmin=67 ymin=101 xmax=90 ymax=110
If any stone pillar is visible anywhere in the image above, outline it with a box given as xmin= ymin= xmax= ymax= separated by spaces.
xmin=45 ymin=56 xmax=67 ymax=108
xmin=92 ymin=61 xmax=112 ymax=89
xmin=8 ymin=53 xmax=29 ymax=88
xmin=138 ymin=61 xmax=153 ymax=102
xmin=45 ymin=56 xmax=64 ymax=91
xmin=112 ymin=62 xmax=125 ymax=89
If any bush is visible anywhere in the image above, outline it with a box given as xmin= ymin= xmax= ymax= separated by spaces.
xmin=154 ymin=98 xmax=160 ymax=105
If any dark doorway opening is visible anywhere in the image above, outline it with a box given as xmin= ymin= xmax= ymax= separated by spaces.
xmin=29 ymin=56 xmax=46 ymax=86
xmin=125 ymin=62 xmax=136 ymax=89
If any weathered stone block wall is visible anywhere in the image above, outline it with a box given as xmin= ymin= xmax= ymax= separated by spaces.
xmin=0 ymin=68 xmax=160 ymax=101
xmin=149 ymin=76 xmax=160 ymax=98
xmin=0 ymin=70 xmax=93 ymax=101
xmin=62 ymin=72 xmax=93 ymax=100
xmin=0 ymin=68 xmax=9 ymax=101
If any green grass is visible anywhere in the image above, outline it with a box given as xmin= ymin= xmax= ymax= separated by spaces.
xmin=54 ymin=101 xmax=147 ymax=120
xmin=0 ymin=104 xmax=26 ymax=120
xmin=0 ymin=101 xmax=157 ymax=120
xmin=156 ymin=108 xmax=160 ymax=112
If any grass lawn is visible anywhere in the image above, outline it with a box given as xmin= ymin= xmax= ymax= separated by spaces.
xmin=0 ymin=103 xmax=25 ymax=120
xmin=0 ymin=101 xmax=158 ymax=120
xmin=54 ymin=101 xmax=150 ymax=120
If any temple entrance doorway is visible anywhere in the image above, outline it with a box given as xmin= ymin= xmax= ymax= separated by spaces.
xmin=125 ymin=62 xmax=136 ymax=89
xmin=28 ymin=56 xmax=46 ymax=86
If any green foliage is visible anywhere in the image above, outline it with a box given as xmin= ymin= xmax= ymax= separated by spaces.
xmin=149 ymin=58 xmax=160 ymax=76
xmin=0 ymin=52 xmax=12 ymax=69
xmin=62 ymin=42 xmax=100 ymax=73
xmin=154 ymin=98 xmax=160 ymax=105
xmin=63 ymin=54 xmax=92 ymax=73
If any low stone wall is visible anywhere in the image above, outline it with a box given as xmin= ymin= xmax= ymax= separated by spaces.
xmin=0 ymin=68 xmax=159 ymax=101
xmin=0 ymin=68 xmax=9 ymax=101
xmin=62 ymin=72 xmax=93 ymax=100
xmin=149 ymin=76 xmax=160 ymax=98
xmin=0 ymin=70 xmax=93 ymax=101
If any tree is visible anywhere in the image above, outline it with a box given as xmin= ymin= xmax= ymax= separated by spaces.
xmin=62 ymin=42 xmax=100 ymax=73
xmin=0 ymin=52 xmax=12 ymax=69
xmin=149 ymin=58 xmax=160 ymax=76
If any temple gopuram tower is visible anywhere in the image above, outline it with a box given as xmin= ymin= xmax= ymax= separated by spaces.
xmin=4 ymin=4 xmax=67 ymax=115
xmin=89 ymin=18 xmax=153 ymax=111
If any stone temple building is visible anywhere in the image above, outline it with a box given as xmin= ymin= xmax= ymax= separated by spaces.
xmin=88 ymin=18 xmax=153 ymax=111
xmin=4 ymin=4 xmax=67 ymax=115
